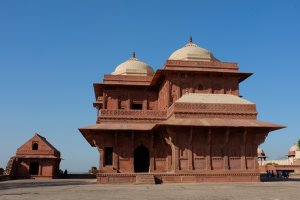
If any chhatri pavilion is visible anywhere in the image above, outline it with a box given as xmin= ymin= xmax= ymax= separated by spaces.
xmin=79 ymin=37 xmax=284 ymax=183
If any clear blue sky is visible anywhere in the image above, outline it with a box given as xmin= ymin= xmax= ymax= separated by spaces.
xmin=0 ymin=0 xmax=299 ymax=172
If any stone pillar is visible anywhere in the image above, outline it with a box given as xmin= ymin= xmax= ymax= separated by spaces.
xmin=113 ymin=132 xmax=119 ymax=171
xmin=127 ymin=96 xmax=131 ymax=110
xmin=254 ymin=155 xmax=259 ymax=170
xmin=241 ymin=128 xmax=247 ymax=170
xmin=149 ymin=133 xmax=155 ymax=172
xmin=166 ymin=80 xmax=170 ymax=107
xmin=206 ymin=128 xmax=212 ymax=170
xmin=39 ymin=161 xmax=42 ymax=176
xmin=164 ymin=128 xmax=179 ymax=172
xmin=223 ymin=128 xmax=230 ymax=170
xmin=103 ymin=93 xmax=106 ymax=109
xmin=99 ymin=148 xmax=104 ymax=170
xmin=174 ymin=145 xmax=180 ymax=171
xmin=93 ymin=140 xmax=104 ymax=171
xmin=188 ymin=127 xmax=194 ymax=170
xmin=131 ymin=131 xmax=135 ymax=172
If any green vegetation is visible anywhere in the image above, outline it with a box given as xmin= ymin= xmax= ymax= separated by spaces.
xmin=298 ymin=139 xmax=300 ymax=148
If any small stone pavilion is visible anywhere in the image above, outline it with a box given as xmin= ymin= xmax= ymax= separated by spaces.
xmin=79 ymin=37 xmax=285 ymax=183
xmin=6 ymin=133 xmax=61 ymax=179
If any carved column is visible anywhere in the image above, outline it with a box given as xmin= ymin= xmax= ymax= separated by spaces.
xmin=172 ymin=130 xmax=179 ymax=171
xmin=174 ymin=146 xmax=180 ymax=171
xmin=165 ymin=128 xmax=179 ymax=172
xmin=149 ymin=133 xmax=155 ymax=172
xmin=127 ymin=93 xmax=130 ymax=110
xmin=103 ymin=93 xmax=106 ymax=109
xmin=113 ymin=132 xmax=119 ymax=171
xmin=94 ymin=139 xmax=104 ymax=170
xmin=96 ymin=106 xmax=100 ymax=123
xmin=39 ymin=161 xmax=42 ymax=176
xmin=223 ymin=128 xmax=230 ymax=170
xmin=162 ymin=130 xmax=172 ymax=172
xmin=131 ymin=131 xmax=135 ymax=172
xmin=241 ymin=128 xmax=247 ymax=170
xmin=206 ymin=128 xmax=212 ymax=170
xmin=166 ymin=80 xmax=170 ymax=108
xmin=188 ymin=127 xmax=194 ymax=170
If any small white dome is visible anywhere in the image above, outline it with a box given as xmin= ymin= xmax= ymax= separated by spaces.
xmin=112 ymin=52 xmax=154 ymax=76
xmin=169 ymin=37 xmax=218 ymax=62
xmin=289 ymin=144 xmax=300 ymax=152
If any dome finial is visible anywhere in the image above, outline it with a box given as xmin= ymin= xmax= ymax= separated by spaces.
xmin=132 ymin=51 xmax=136 ymax=58
xmin=189 ymin=35 xmax=193 ymax=43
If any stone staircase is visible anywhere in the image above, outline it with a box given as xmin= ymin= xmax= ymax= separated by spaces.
xmin=135 ymin=174 xmax=155 ymax=184
xmin=4 ymin=156 xmax=16 ymax=176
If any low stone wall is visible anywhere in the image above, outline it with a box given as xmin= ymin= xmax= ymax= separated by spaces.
xmin=65 ymin=174 xmax=96 ymax=179
xmin=97 ymin=172 xmax=260 ymax=184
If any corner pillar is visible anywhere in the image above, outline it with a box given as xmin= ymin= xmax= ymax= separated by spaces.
xmin=188 ymin=127 xmax=194 ymax=170
xmin=93 ymin=140 xmax=104 ymax=170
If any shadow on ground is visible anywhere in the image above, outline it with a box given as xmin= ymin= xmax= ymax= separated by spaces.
xmin=261 ymin=177 xmax=300 ymax=182
xmin=0 ymin=179 xmax=95 ymax=190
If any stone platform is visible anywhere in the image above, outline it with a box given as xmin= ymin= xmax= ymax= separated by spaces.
xmin=1 ymin=179 xmax=300 ymax=200
xmin=97 ymin=171 xmax=260 ymax=184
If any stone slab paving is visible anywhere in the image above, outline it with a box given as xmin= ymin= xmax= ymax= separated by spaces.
xmin=1 ymin=179 xmax=300 ymax=200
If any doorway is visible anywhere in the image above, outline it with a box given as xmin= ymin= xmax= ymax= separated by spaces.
xmin=29 ymin=162 xmax=39 ymax=175
xmin=134 ymin=145 xmax=149 ymax=172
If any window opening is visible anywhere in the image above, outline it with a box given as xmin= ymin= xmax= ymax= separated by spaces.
xmin=131 ymin=102 xmax=143 ymax=110
xmin=32 ymin=142 xmax=38 ymax=150
xmin=105 ymin=147 xmax=113 ymax=166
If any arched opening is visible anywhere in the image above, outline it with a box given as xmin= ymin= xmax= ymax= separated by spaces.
xmin=32 ymin=143 xmax=38 ymax=150
xmin=134 ymin=145 xmax=149 ymax=172
xmin=29 ymin=162 xmax=39 ymax=175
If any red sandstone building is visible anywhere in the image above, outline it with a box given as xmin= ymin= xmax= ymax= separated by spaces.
xmin=6 ymin=133 xmax=61 ymax=179
xmin=79 ymin=38 xmax=284 ymax=183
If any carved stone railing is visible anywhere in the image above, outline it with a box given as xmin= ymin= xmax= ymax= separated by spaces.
xmin=164 ymin=60 xmax=238 ymax=72
xmin=99 ymin=102 xmax=257 ymax=123
xmin=173 ymin=103 xmax=257 ymax=119
xmin=100 ymin=109 xmax=167 ymax=122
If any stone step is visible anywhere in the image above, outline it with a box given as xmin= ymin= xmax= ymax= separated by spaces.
xmin=136 ymin=174 xmax=155 ymax=184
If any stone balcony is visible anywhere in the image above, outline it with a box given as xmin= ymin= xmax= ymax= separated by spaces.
xmin=98 ymin=100 xmax=257 ymax=123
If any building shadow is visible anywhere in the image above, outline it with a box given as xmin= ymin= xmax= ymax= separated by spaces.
xmin=0 ymin=180 xmax=94 ymax=190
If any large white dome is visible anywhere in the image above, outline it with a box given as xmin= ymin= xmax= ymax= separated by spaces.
xmin=112 ymin=52 xmax=154 ymax=76
xmin=169 ymin=37 xmax=218 ymax=62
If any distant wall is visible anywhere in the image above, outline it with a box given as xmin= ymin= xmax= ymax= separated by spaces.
xmin=262 ymin=159 xmax=289 ymax=165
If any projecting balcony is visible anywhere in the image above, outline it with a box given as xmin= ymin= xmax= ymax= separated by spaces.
xmin=98 ymin=109 xmax=167 ymax=123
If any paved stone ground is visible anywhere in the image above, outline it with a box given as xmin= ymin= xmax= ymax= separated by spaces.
xmin=1 ymin=179 xmax=300 ymax=200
